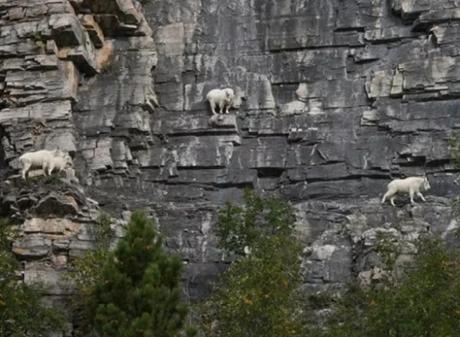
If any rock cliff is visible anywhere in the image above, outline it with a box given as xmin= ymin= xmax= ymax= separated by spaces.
xmin=1 ymin=0 xmax=460 ymax=332
xmin=142 ymin=0 xmax=460 ymax=295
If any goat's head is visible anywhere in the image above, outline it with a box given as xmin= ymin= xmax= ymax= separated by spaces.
xmin=423 ymin=176 xmax=431 ymax=191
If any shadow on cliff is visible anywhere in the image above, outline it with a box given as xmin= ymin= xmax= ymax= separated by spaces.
xmin=0 ymin=173 xmax=88 ymax=220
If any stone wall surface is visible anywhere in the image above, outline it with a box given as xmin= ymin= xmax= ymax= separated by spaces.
xmin=1 ymin=0 xmax=460 ymax=333
xmin=0 ymin=0 xmax=152 ymax=335
xmin=140 ymin=0 xmax=460 ymax=296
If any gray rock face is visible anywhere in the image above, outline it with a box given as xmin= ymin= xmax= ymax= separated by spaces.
xmin=1 ymin=0 xmax=460 ymax=331
xmin=0 ymin=176 xmax=110 ymax=337
xmin=0 ymin=1 xmax=151 ymax=336
xmin=137 ymin=0 xmax=460 ymax=296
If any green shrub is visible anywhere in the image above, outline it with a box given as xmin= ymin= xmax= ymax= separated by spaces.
xmin=316 ymin=238 xmax=460 ymax=337
xmin=375 ymin=230 xmax=401 ymax=271
xmin=0 ymin=218 xmax=64 ymax=336
xmin=68 ymin=213 xmax=114 ymax=336
xmin=201 ymin=190 xmax=303 ymax=337
xmin=217 ymin=188 xmax=296 ymax=255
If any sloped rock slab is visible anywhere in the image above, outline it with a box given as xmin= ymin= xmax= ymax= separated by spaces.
xmin=0 ymin=174 xmax=87 ymax=219
xmin=34 ymin=192 xmax=80 ymax=217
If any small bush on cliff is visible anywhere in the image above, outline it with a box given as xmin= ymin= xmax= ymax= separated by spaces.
xmin=68 ymin=213 xmax=114 ymax=337
xmin=448 ymin=134 xmax=460 ymax=169
xmin=315 ymin=238 xmax=460 ymax=337
xmin=200 ymin=190 xmax=304 ymax=337
xmin=0 ymin=218 xmax=63 ymax=337
xmin=86 ymin=211 xmax=194 ymax=337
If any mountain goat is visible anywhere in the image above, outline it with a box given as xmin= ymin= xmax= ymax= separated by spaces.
xmin=19 ymin=149 xmax=73 ymax=180
xmin=206 ymin=88 xmax=235 ymax=114
xmin=381 ymin=176 xmax=431 ymax=206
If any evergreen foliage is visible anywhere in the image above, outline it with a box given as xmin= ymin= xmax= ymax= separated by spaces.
xmin=201 ymin=190 xmax=303 ymax=337
xmin=0 ymin=218 xmax=63 ymax=337
xmin=88 ymin=211 xmax=192 ymax=337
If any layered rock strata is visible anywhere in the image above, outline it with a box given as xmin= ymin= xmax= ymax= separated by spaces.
xmin=1 ymin=0 xmax=460 ymax=326
xmin=0 ymin=1 xmax=153 ymax=335
xmin=139 ymin=0 xmax=460 ymax=296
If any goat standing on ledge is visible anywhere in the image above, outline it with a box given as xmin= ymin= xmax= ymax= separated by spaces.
xmin=19 ymin=149 xmax=73 ymax=180
xmin=206 ymin=88 xmax=235 ymax=115
xmin=381 ymin=176 xmax=431 ymax=206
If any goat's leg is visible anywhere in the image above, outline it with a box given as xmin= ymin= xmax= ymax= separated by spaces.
xmin=382 ymin=190 xmax=392 ymax=204
xmin=42 ymin=163 xmax=49 ymax=176
xmin=390 ymin=196 xmax=396 ymax=207
xmin=47 ymin=163 xmax=54 ymax=176
xmin=417 ymin=192 xmax=426 ymax=202
xmin=209 ymin=100 xmax=217 ymax=115
xmin=218 ymin=101 xmax=225 ymax=114
xmin=224 ymin=102 xmax=231 ymax=114
xmin=409 ymin=190 xmax=416 ymax=204
xmin=22 ymin=163 xmax=31 ymax=180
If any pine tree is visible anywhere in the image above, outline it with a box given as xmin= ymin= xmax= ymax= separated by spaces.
xmin=90 ymin=211 xmax=191 ymax=337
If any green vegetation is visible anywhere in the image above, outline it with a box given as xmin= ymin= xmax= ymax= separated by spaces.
xmin=314 ymin=238 xmax=460 ymax=337
xmin=71 ymin=211 xmax=194 ymax=337
xmin=217 ymin=189 xmax=297 ymax=255
xmin=15 ymin=173 xmax=63 ymax=188
xmin=69 ymin=213 xmax=114 ymax=337
xmin=375 ymin=230 xmax=401 ymax=271
xmin=89 ymin=212 xmax=114 ymax=250
xmin=309 ymin=136 xmax=460 ymax=336
xmin=0 ymin=218 xmax=63 ymax=337
xmin=201 ymin=190 xmax=304 ymax=337
xmin=200 ymin=190 xmax=460 ymax=337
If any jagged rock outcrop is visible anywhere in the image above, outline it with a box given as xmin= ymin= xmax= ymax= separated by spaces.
xmin=0 ymin=174 xmax=102 ymax=335
xmin=0 ymin=1 xmax=153 ymax=335
xmin=1 ymin=1 xmax=460 ymax=333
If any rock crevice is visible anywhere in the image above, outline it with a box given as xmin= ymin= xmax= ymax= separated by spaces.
xmin=1 ymin=1 xmax=460 ymax=330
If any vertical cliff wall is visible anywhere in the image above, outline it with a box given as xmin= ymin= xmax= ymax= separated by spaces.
xmin=1 ymin=0 xmax=460 ymax=324
xmin=139 ymin=0 xmax=460 ymax=296
xmin=0 ymin=1 xmax=154 ymax=333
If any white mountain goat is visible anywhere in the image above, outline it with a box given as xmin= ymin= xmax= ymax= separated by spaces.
xmin=19 ymin=149 xmax=73 ymax=180
xmin=381 ymin=176 xmax=431 ymax=206
xmin=206 ymin=88 xmax=235 ymax=114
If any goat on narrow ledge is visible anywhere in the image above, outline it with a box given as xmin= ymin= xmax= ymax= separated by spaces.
xmin=381 ymin=176 xmax=431 ymax=206
xmin=206 ymin=88 xmax=235 ymax=115
xmin=19 ymin=149 xmax=73 ymax=180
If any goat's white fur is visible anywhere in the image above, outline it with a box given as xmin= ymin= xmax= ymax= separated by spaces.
xmin=381 ymin=176 xmax=431 ymax=206
xmin=206 ymin=88 xmax=235 ymax=114
xmin=19 ymin=149 xmax=73 ymax=180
